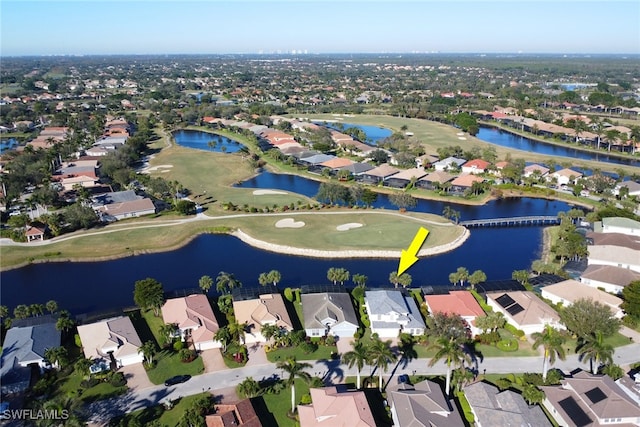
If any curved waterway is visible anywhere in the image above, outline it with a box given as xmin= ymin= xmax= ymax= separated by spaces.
xmin=173 ymin=129 xmax=245 ymax=153
xmin=0 ymin=197 xmax=571 ymax=314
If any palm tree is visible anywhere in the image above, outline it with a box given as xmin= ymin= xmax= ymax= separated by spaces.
xmin=44 ymin=346 xmax=68 ymax=369
xmin=342 ymin=340 xmax=370 ymax=389
xmin=327 ymin=267 xmax=350 ymax=285
xmin=428 ymin=336 xmax=470 ymax=396
xmin=531 ymin=325 xmax=566 ymax=381
xmin=367 ymin=337 xmax=395 ymax=391
xmin=389 ymin=271 xmax=412 ymax=288
xmin=577 ymin=331 xmax=614 ymax=375
xmin=277 ymin=357 xmax=312 ymax=414
xmin=467 ymin=270 xmax=487 ymax=290
xmin=159 ymin=323 xmax=179 ymax=347
xmin=227 ymin=319 xmax=248 ymax=345
xmin=199 ymin=275 xmax=213 ymax=293
xmin=139 ymin=340 xmax=157 ymax=365
xmin=45 ymin=300 xmax=58 ymax=314
xmin=449 ymin=267 xmax=469 ymax=287
xmin=258 ymin=272 xmax=270 ymax=287
xmin=452 ymin=367 xmax=475 ymax=393
xmin=216 ymin=271 xmax=241 ymax=294
xmin=261 ymin=323 xmax=280 ymax=345
xmin=352 ymin=273 xmax=368 ymax=288
xmin=214 ymin=326 xmax=232 ymax=352
xmin=268 ymin=270 xmax=282 ymax=287
xmin=236 ymin=377 xmax=262 ymax=398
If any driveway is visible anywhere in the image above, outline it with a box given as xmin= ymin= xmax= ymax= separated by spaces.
xmin=245 ymin=343 xmax=269 ymax=367
xmin=336 ymin=336 xmax=354 ymax=355
xmin=201 ymin=348 xmax=227 ymax=373
xmin=120 ymin=363 xmax=153 ymax=391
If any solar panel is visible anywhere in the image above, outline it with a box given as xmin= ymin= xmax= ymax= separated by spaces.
xmin=506 ymin=304 xmax=525 ymax=316
xmin=495 ymin=293 xmax=516 ymax=308
xmin=585 ymin=387 xmax=607 ymax=404
xmin=558 ymin=397 xmax=592 ymax=427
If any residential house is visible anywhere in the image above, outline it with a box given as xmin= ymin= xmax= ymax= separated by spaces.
xmin=415 ymin=154 xmax=439 ymax=169
xmin=337 ymin=162 xmax=373 ymax=178
xmin=298 ymin=386 xmax=376 ymax=427
xmin=416 ymin=171 xmax=454 ymax=191
xmin=232 ymin=293 xmax=293 ymax=344
xmin=92 ymin=190 xmax=156 ymax=222
xmin=385 ymin=167 xmax=428 ymax=188
xmin=461 ymin=159 xmax=490 ymax=175
xmin=432 ymin=157 xmax=466 ymax=172
xmin=205 ymin=399 xmax=262 ymax=427
xmin=387 ymin=379 xmax=464 ymax=427
xmin=540 ymin=279 xmax=623 ymax=319
xmin=319 ymin=157 xmax=355 ymax=173
xmin=77 ymin=316 xmax=144 ymax=370
xmin=597 ymin=217 xmax=640 ymax=236
xmin=161 ymin=294 xmax=221 ymax=351
xmin=365 ymin=290 xmax=426 ymax=337
xmin=359 ymin=164 xmax=399 ymax=185
xmin=449 ymin=174 xmax=484 ymax=195
xmin=464 ymin=381 xmax=552 ymax=427
xmin=550 ymin=168 xmax=583 ymax=187
xmin=614 ymin=181 xmax=640 ymax=197
xmin=580 ymin=264 xmax=640 ymax=294
xmin=301 ymin=292 xmax=359 ymax=338
xmin=299 ymin=153 xmax=336 ymax=166
xmin=485 ymin=291 xmax=564 ymax=335
xmin=0 ymin=321 xmax=61 ymax=394
xmin=523 ymin=164 xmax=550 ymax=178
xmin=424 ymin=291 xmax=485 ymax=337
xmin=587 ymin=244 xmax=640 ymax=273
xmin=541 ymin=370 xmax=640 ymax=427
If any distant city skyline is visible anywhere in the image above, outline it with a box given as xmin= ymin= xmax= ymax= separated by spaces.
xmin=1 ymin=1 xmax=639 ymax=56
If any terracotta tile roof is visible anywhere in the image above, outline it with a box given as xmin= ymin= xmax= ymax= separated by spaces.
xmin=320 ymin=157 xmax=354 ymax=169
xmin=205 ymin=399 xmax=262 ymax=427
xmin=298 ymin=387 xmax=376 ymax=427
xmin=463 ymin=159 xmax=490 ymax=170
xmin=451 ymin=174 xmax=484 ymax=187
xmin=425 ymin=291 xmax=485 ymax=318
xmin=162 ymin=295 xmax=219 ymax=345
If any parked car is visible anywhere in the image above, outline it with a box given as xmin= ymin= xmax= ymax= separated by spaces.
xmin=164 ymin=375 xmax=191 ymax=386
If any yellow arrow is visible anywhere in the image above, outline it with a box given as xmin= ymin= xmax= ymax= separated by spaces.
xmin=397 ymin=227 xmax=429 ymax=276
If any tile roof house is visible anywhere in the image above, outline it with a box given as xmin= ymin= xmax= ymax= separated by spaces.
xmin=541 ymin=371 xmax=640 ymax=427
xmin=424 ymin=291 xmax=486 ymax=337
xmin=77 ymin=316 xmax=144 ymax=370
xmin=162 ymin=294 xmax=221 ymax=351
xmin=588 ymin=232 xmax=640 ymax=251
xmin=0 ymin=322 xmax=60 ymax=394
xmin=232 ymin=293 xmax=293 ymax=344
xmin=416 ymin=171 xmax=455 ymax=190
xmin=580 ymin=264 xmax=640 ymax=295
xmin=385 ymin=167 xmax=428 ymax=188
xmin=205 ymin=399 xmax=262 ymax=427
xmin=464 ymin=381 xmax=552 ymax=427
xmin=95 ymin=198 xmax=156 ymax=222
xmin=365 ymin=290 xmax=426 ymax=337
xmin=587 ymin=244 xmax=640 ymax=273
xmin=550 ymin=168 xmax=583 ymax=186
xmin=540 ymin=279 xmax=624 ymax=319
xmin=461 ymin=159 xmax=490 ymax=175
xmin=387 ymin=379 xmax=465 ymax=427
xmin=298 ymin=386 xmax=376 ymax=427
xmin=450 ymin=174 xmax=484 ymax=194
xmin=523 ymin=163 xmax=550 ymax=178
xmin=359 ymin=163 xmax=399 ymax=184
xmin=301 ymin=292 xmax=359 ymax=338
xmin=485 ymin=291 xmax=564 ymax=335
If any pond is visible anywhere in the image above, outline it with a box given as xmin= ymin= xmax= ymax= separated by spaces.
xmin=173 ymin=129 xmax=245 ymax=153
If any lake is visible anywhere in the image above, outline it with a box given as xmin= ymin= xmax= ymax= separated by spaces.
xmin=173 ymin=129 xmax=245 ymax=153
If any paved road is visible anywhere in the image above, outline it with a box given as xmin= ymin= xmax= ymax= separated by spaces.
xmin=86 ymin=341 xmax=640 ymax=423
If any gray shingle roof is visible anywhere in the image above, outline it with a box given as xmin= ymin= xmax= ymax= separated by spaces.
xmin=301 ymin=292 xmax=358 ymax=330
xmin=365 ymin=290 xmax=426 ymax=329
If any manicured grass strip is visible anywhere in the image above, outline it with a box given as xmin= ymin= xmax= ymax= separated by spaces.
xmin=266 ymin=344 xmax=336 ymax=362
xmin=262 ymin=378 xmax=311 ymax=427
xmin=145 ymin=350 xmax=205 ymax=385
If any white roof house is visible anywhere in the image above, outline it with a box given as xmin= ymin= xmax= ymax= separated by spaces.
xmin=587 ymin=245 xmax=640 ymax=273
xmin=365 ymin=290 xmax=425 ymax=337
xmin=486 ymin=291 xmax=564 ymax=335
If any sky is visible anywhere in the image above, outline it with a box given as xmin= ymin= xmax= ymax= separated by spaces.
xmin=1 ymin=1 xmax=639 ymax=56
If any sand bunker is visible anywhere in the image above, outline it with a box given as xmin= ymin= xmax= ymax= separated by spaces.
xmin=275 ymin=218 xmax=305 ymax=228
xmin=336 ymin=223 xmax=364 ymax=231
xmin=458 ymin=137 xmax=467 ymax=140
xmin=456 ymin=132 xmax=465 ymax=136
xmin=144 ymin=164 xmax=174 ymax=173
xmin=253 ymin=189 xmax=288 ymax=195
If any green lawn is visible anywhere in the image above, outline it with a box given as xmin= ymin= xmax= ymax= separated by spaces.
xmin=114 ymin=392 xmax=210 ymax=426
xmin=145 ymin=350 xmax=205 ymax=385
xmin=266 ymin=344 xmax=337 ymax=363
xmin=563 ymin=331 xmax=631 ymax=354
xmin=262 ymin=378 xmax=311 ymax=427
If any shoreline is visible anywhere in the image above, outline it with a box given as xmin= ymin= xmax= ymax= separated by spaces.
xmin=231 ymin=227 xmax=471 ymax=259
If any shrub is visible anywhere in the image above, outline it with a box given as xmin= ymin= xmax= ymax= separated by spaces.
xmin=173 ymin=340 xmax=184 ymax=351
xmin=300 ymin=394 xmax=312 ymax=405
xmin=81 ymin=378 xmax=100 ymax=389
xmin=495 ymin=377 xmax=512 ymax=390
xmin=294 ymin=289 xmax=301 ymax=303
xmin=361 ymin=314 xmax=370 ymax=328
xmin=522 ymin=373 xmax=544 ymax=386
xmin=108 ymin=372 xmax=127 ymax=387
xmin=300 ymin=341 xmax=317 ymax=354
xmin=75 ymin=334 xmax=83 ymax=348
xmin=476 ymin=331 xmax=501 ymax=345
xmin=544 ymin=369 xmax=564 ymax=385
xmin=353 ymin=328 xmax=363 ymax=340
xmin=504 ymin=323 xmax=525 ymax=338
xmin=325 ymin=335 xmax=336 ymax=346
xmin=179 ymin=348 xmax=197 ymax=363
xmin=351 ymin=287 xmax=365 ymax=303
xmin=496 ymin=338 xmax=519 ymax=352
